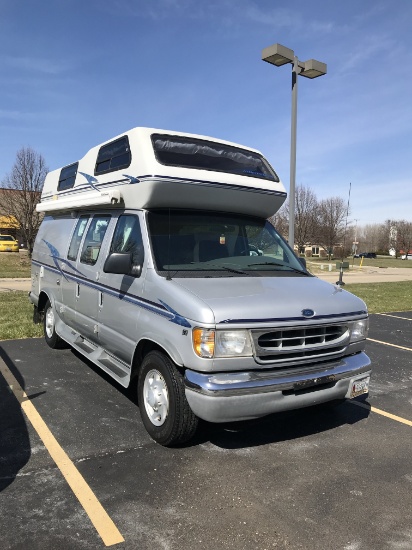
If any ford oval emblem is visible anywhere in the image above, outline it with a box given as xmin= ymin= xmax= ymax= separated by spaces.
xmin=302 ymin=309 xmax=315 ymax=317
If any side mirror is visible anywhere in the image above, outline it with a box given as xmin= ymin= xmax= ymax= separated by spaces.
xmin=298 ymin=257 xmax=307 ymax=269
xmin=103 ymin=253 xmax=132 ymax=275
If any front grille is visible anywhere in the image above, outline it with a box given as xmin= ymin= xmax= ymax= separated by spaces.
xmin=252 ymin=323 xmax=350 ymax=365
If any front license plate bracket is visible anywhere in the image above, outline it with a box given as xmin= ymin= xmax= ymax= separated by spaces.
xmin=347 ymin=376 xmax=370 ymax=398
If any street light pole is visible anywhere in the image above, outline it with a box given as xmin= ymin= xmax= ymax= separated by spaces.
xmin=289 ymin=56 xmax=300 ymax=248
xmin=262 ymin=44 xmax=327 ymax=249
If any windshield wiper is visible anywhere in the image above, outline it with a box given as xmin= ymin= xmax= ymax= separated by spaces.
xmin=248 ymin=261 xmax=310 ymax=275
xmin=217 ymin=265 xmax=250 ymax=275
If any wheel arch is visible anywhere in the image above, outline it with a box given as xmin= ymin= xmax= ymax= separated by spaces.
xmin=130 ymin=338 xmax=184 ymax=383
xmin=37 ymin=291 xmax=51 ymax=313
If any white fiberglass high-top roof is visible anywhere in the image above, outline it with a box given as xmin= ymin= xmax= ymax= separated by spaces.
xmin=38 ymin=127 xmax=286 ymax=217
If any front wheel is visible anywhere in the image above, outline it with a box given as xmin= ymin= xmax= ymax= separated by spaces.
xmin=137 ymin=351 xmax=198 ymax=446
xmin=43 ymin=299 xmax=67 ymax=349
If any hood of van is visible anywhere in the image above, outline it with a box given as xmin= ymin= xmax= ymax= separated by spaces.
xmin=174 ymin=275 xmax=367 ymax=325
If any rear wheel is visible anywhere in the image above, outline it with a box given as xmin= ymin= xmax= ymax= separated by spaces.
xmin=137 ymin=351 xmax=198 ymax=446
xmin=43 ymin=299 xmax=67 ymax=349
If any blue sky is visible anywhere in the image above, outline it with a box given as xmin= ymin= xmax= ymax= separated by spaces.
xmin=1 ymin=0 xmax=411 ymax=225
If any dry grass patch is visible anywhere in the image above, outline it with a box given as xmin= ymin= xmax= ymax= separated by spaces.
xmin=0 ymin=252 xmax=31 ymax=278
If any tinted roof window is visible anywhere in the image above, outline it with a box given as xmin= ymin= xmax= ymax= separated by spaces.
xmin=58 ymin=162 xmax=78 ymax=191
xmin=95 ymin=136 xmax=131 ymax=175
xmin=151 ymin=134 xmax=279 ymax=182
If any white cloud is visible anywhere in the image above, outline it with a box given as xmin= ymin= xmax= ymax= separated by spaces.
xmin=95 ymin=0 xmax=335 ymax=34
xmin=337 ymin=35 xmax=397 ymax=75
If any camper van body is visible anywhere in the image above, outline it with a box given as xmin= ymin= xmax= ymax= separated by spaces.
xmin=30 ymin=128 xmax=371 ymax=445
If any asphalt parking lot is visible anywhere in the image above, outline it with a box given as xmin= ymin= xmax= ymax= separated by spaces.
xmin=1 ymin=312 xmax=411 ymax=550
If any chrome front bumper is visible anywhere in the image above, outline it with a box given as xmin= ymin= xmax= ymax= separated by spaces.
xmin=184 ymin=352 xmax=371 ymax=423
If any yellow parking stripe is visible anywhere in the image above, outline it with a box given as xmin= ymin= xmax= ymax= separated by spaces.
xmin=350 ymin=400 xmax=412 ymax=427
xmin=367 ymin=338 xmax=412 ymax=352
xmin=0 ymin=360 xmax=124 ymax=547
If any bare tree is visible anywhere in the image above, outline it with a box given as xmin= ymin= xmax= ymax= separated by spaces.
xmin=314 ymin=197 xmax=347 ymax=259
xmin=396 ymin=220 xmax=412 ymax=257
xmin=357 ymin=223 xmax=381 ymax=253
xmin=375 ymin=220 xmax=394 ymax=256
xmin=378 ymin=219 xmax=406 ymax=257
xmin=269 ymin=185 xmax=318 ymax=253
xmin=268 ymin=201 xmax=288 ymax=238
xmin=294 ymin=185 xmax=318 ymax=254
xmin=1 ymin=147 xmax=47 ymax=256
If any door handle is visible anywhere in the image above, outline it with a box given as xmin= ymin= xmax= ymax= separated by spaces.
xmin=56 ymin=279 xmax=60 ymax=286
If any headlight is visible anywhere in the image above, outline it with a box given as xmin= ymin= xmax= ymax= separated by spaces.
xmin=349 ymin=319 xmax=369 ymax=343
xmin=192 ymin=328 xmax=253 ymax=358
xmin=215 ymin=330 xmax=253 ymax=357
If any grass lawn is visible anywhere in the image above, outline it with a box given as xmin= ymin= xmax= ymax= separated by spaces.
xmin=344 ymin=281 xmax=412 ymax=314
xmin=0 ymin=291 xmax=43 ymax=340
xmin=0 ymin=252 xmax=31 ymax=278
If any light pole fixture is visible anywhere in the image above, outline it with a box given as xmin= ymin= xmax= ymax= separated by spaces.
xmin=262 ymin=43 xmax=327 ymax=248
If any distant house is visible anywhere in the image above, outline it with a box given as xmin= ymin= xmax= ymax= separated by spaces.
xmin=0 ymin=214 xmax=20 ymax=238
xmin=300 ymin=244 xmax=343 ymax=258
xmin=0 ymin=188 xmax=20 ymax=240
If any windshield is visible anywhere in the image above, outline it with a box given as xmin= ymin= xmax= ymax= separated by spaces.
xmin=147 ymin=210 xmax=308 ymax=278
xmin=0 ymin=236 xmax=15 ymax=241
xmin=151 ymin=134 xmax=279 ymax=182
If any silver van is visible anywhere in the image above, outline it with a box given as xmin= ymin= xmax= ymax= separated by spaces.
xmin=30 ymin=128 xmax=371 ymax=445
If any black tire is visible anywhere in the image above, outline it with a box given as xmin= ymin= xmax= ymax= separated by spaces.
xmin=137 ymin=351 xmax=198 ymax=446
xmin=43 ymin=299 xmax=67 ymax=349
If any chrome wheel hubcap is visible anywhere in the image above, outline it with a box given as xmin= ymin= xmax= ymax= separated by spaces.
xmin=45 ymin=307 xmax=55 ymax=339
xmin=143 ymin=369 xmax=169 ymax=426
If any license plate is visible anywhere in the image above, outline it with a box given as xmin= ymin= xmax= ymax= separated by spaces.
xmin=350 ymin=376 xmax=370 ymax=398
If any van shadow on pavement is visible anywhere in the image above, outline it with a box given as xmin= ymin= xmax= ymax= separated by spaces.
xmin=193 ymin=398 xmax=370 ymax=449
xmin=0 ymin=347 xmax=31 ymax=492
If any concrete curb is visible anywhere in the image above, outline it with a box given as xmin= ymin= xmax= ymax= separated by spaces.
xmin=0 ymin=278 xmax=31 ymax=292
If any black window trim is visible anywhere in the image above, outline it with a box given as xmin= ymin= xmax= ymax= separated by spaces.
xmin=58 ymin=161 xmax=79 ymax=192
xmin=151 ymin=133 xmax=279 ymax=183
xmin=94 ymin=135 xmax=132 ymax=176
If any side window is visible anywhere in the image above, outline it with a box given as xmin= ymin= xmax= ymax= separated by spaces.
xmin=80 ymin=215 xmax=111 ymax=265
xmin=67 ymin=216 xmax=89 ymax=260
xmin=95 ymin=136 xmax=131 ymax=176
xmin=110 ymin=215 xmax=144 ymax=276
xmin=58 ymin=162 xmax=78 ymax=192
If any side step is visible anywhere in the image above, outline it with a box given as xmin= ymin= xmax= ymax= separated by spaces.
xmin=98 ymin=354 xmax=129 ymax=379
xmin=56 ymin=319 xmax=131 ymax=387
